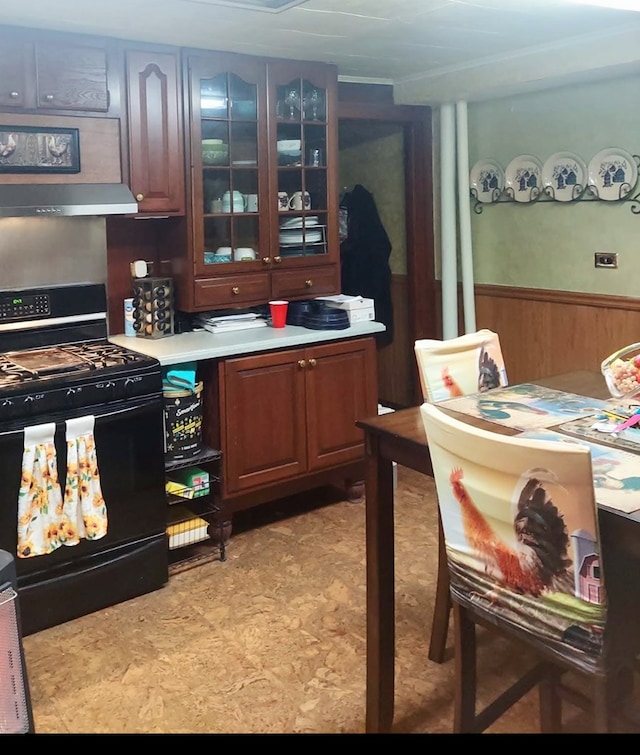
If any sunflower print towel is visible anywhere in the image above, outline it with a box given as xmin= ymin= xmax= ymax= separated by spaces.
xmin=17 ymin=422 xmax=64 ymax=558
xmin=17 ymin=416 xmax=108 ymax=559
xmin=62 ymin=415 xmax=108 ymax=545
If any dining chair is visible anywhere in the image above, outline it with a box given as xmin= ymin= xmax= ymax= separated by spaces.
xmin=414 ymin=329 xmax=508 ymax=663
xmin=420 ymin=401 xmax=640 ymax=733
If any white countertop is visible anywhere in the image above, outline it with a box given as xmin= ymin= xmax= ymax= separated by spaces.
xmin=110 ymin=321 xmax=386 ymax=365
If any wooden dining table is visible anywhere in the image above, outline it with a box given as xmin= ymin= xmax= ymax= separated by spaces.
xmin=356 ymin=371 xmax=640 ymax=733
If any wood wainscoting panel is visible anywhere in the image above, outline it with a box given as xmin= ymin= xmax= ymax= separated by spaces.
xmin=475 ymin=284 xmax=640 ymax=386
xmin=377 ymin=273 xmax=414 ymax=408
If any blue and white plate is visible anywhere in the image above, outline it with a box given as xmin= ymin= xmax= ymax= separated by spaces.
xmin=541 ymin=151 xmax=587 ymax=202
xmin=469 ymin=159 xmax=504 ymax=203
xmin=504 ymin=154 xmax=543 ymax=203
xmin=587 ymin=147 xmax=638 ymax=201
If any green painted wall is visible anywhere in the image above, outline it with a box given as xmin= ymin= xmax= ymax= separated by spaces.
xmin=467 ymin=74 xmax=640 ymax=294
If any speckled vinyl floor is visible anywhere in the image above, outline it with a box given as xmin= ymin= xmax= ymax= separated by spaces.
xmin=21 ymin=466 xmax=607 ymax=734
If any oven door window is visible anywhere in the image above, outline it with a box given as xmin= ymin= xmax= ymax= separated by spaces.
xmin=0 ymin=396 xmax=166 ymax=576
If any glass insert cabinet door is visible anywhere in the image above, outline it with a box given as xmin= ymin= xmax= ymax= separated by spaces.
xmin=270 ymin=65 xmax=333 ymax=265
xmin=188 ymin=54 xmax=268 ymax=272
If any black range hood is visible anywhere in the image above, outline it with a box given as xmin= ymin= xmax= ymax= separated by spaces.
xmin=0 ymin=183 xmax=138 ymax=217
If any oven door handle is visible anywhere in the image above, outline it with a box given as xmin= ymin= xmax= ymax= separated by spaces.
xmin=0 ymin=394 xmax=162 ymax=437
xmin=89 ymin=395 xmax=162 ymax=425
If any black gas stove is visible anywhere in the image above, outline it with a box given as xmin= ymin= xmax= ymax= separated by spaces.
xmin=0 ymin=283 xmax=161 ymax=422
xmin=0 ymin=282 xmax=168 ymax=636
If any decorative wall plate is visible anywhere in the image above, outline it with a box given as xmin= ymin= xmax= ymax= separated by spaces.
xmin=469 ymin=159 xmax=504 ymax=203
xmin=541 ymin=151 xmax=587 ymax=202
xmin=587 ymin=147 xmax=638 ymax=201
xmin=504 ymin=155 xmax=543 ymax=203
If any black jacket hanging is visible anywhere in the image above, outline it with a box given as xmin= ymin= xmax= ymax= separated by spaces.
xmin=340 ymin=184 xmax=393 ymax=347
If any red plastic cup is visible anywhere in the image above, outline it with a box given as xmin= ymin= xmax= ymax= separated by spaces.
xmin=269 ymin=300 xmax=288 ymax=328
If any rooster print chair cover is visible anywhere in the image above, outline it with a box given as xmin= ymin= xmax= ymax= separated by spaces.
xmin=421 ymin=402 xmax=607 ymax=674
xmin=414 ymin=329 xmax=508 ymax=404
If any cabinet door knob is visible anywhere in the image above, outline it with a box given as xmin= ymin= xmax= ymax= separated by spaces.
xmin=9 ymin=91 xmax=19 ymax=99
xmin=136 ymin=193 xmax=144 ymax=202
xmin=308 ymin=358 xmax=317 ymax=368
xmin=273 ymin=256 xmax=282 ymax=264
xmin=297 ymin=359 xmax=307 ymax=368
xmin=232 ymin=286 xmax=240 ymax=295
xmin=305 ymin=279 xmax=313 ymax=288
xmin=262 ymin=257 xmax=271 ymax=265
xmin=44 ymin=94 xmax=54 ymax=101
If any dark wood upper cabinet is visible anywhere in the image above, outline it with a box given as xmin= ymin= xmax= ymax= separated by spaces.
xmin=35 ymin=41 xmax=108 ymax=112
xmin=0 ymin=28 xmax=110 ymax=114
xmin=169 ymin=50 xmax=340 ymax=313
xmin=125 ymin=48 xmax=186 ymax=215
xmin=0 ymin=38 xmax=32 ymax=109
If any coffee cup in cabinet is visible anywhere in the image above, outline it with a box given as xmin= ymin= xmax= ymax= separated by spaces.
xmin=278 ymin=191 xmax=289 ymax=212
xmin=222 ymin=190 xmax=246 ymax=212
xmin=234 ymin=247 xmax=257 ymax=261
xmin=288 ymin=190 xmax=311 ymax=211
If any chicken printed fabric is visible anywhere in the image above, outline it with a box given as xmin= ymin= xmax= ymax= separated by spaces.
xmin=423 ymin=400 xmax=607 ymax=672
xmin=17 ymin=416 xmax=108 ymax=559
xmin=62 ymin=415 xmax=108 ymax=544
xmin=415 ymin=329 xmax=508 ymax=405
xmin=17 ymin=423 xmax=65 ymax=558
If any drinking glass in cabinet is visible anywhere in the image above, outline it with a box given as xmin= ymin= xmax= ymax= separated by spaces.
xmin=303 ymin=89 xmax=324 ymax=121
xmin=283 ymin=89 xmax=301 ymax=120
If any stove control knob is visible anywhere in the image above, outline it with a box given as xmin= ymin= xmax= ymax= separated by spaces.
xmin=66 ymin=387 xmax=79 ymax=409
xmin=1 ymin=397 xmax=14 ymax=417
xmin=95 ymin=380 xmax=117 ymax=402
xmin=124 ymin=375 xmax=145 ymax=399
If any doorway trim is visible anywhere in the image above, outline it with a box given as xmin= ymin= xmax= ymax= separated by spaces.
xmin=338 ymin=85 xmax=437 ymax=405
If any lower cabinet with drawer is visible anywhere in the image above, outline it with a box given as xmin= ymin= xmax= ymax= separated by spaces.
xmin=203 ymin=335 xmax=377 ymax=524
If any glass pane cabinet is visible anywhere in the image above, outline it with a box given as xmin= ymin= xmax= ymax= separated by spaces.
xmin=182 ymin=52 xmax=339 ymax=311
xmin=187 ymin=53 xmax=268 ymax=275
xmin=267 ymin=60 xmax=337 ymax=270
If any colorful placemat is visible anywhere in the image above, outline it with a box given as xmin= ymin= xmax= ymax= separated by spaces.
xmin=438 ymin=383 xmax=609 ymax=431
xmin=517 ymin=428 xmax=640 ymax=514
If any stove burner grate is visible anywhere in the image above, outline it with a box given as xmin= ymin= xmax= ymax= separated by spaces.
xmin=0 ymin=341 xmax=154 ymax=389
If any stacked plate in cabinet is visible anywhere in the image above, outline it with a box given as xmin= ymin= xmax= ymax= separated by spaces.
xmin=279 ymin=216 xmax=324 ymax=256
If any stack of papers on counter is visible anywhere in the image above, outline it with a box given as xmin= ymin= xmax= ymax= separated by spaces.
xmin=196 ymin=312 xmax=267 ymax=333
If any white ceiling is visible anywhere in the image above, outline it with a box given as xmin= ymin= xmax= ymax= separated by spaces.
xmin=3 ymin=0 xmax=640 ymax=102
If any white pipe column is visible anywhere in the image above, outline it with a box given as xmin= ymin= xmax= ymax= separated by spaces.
xmin=456 ymin=100 xmax=476 ymax=333
xmin=440 ymin=103 xmax=458 ymax=339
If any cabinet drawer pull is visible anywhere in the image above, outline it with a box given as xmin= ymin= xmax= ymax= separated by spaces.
xmin=308 ymin=358 xmax=317 ymax=368
xmin=44 ymin=94 xmax=54 ymax=101
xmin=305 ymin=279 xmax=313 ymax=288
xmin=297 ymin=359 xmax=307 ymax=368
xmin=273 ymin=256 xmax=282 ymax=264
xmin=136 ymin=193 xmax=144 ymax=202
xmin=262 ymin=257 xmax=271 ymax=265
xmin=232 ymin=286 xmax=240 ymax=295
xmin=9 ymin=91 xmax=19 ymax=99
